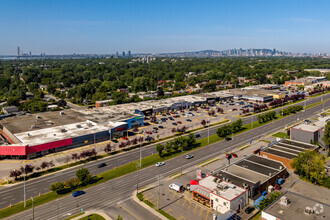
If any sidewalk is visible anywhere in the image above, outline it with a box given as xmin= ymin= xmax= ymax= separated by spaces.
xmin=69 ymin=210 xmax=112 ymax=220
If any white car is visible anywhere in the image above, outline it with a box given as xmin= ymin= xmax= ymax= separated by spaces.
xmin=156 ymin=162 xmax=165 ymax=167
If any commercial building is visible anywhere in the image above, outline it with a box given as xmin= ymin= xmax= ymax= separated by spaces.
xmin=212 ymin=154 xmax=287 ymax=198
xmin=261 ymin=191 xmax=329 ymax=220
xmin=290 ymin=124 xmax=323 ymax=145
xmin=285 ymin=76 xmax=327 ymax=86
xmin=230 ymin=89 xmax=274 ymax=103
xmin=192 ymin=175 xmax=248 ymax=213
xmin=260 ymin=139 xmax=317 ymax=169
xmin=95 ymin=99 xmax=113 ymax=108
xmin=0 ymin=109 xmax=143 ymax=159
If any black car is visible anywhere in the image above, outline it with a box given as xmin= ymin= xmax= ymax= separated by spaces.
xmin=153 ymin=127 xmax=159 ymax=130
xmin=225 ymin=137 xmax=232 ymax=141
xmin=158 ymin=125 xmax=164 ymax=129
xmin=194 ymin=134 xmax=200 ymax=138
xmin=169 ymin=117 xmax=174 ymax=120
xmin=186 ymin=119 xmax=192 ymax=122
xmin=172 ymin=122 xmax=177 ymax=125
xmin=245 ymin=207 xmax=255 ymax=214
xmin=97 ymin=162 xmax=107 ymax=168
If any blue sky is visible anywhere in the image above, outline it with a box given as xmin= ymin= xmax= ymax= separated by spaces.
xmin=0 ymin=0 xmax=329 ymax=54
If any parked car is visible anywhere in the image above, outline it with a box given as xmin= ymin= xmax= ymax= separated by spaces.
xmin=245 ymin=207 xmax=255 ymax=214
xmin=162 ymin=114 xmax=166 ymax=116
xmin=153 ymin=127 xmax=159 ymax=130
xmin=232 ymin=153 xmax=238 ymax=158
xmin=169 ymin=117 xmax=174 ymax=120
xmin=194 ymin=134 xmax=200 ymax=138
xmin=158 ymin=125 xmax=164 ymax=129
xmin=186 ymin=119 xmax=192 ymax=122
xmin=172 ymin=122 xmax=177 ymax=125
xmin=177 ymin=121 xmax=182 ymax=124
xmin=225 ymin=137 xmax=232 ymax=141
xmin=146 ymin=131 xmax=152 ymax=134
xmin=232 ymin=108 xmax=238 ymax=111
xmin=153 ymin=130 xmax=158 ymax=133
xmin=185 ymin=154 xmax=194 ymax=159
xmin=97 ymin=162 xmax=107 ymax=168
xmin=156 ymin=162 xmax=165 ymax=167
xmin=72 ymin=190 xmax=85 ymax=197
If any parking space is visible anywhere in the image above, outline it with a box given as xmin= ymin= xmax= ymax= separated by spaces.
xmin=142 ymin=186 xmax=213 ymax=220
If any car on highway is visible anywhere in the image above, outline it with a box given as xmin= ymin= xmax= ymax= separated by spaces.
xmin=186 ymin=119 xmax=192 ymax=122
xmin=225 ymin=137 xmax=232 ymax=141
xmin=156 ymin=162 xmax=165 ymax=167
xmin=72 ymin=190 xmax=85 ymax=197
xmin=172 ymin=122 xmax=177 ymax=125
xmin=158 ymin=125 xmax=164 ymax=129
xmin=245 ymin=206 xmax=255 ymax=214
xmin=97 ymin=162 xmax=107 ymax=168
xmin=194 ymin=134 xmax=200 ymax=138
xmin=185 ymin=154 xmax=194 ymax=159
xmin=177 ymin=121 xmax=182 ymax=124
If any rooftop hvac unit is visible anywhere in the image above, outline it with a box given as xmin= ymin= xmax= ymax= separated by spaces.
xmin=36 ymin=115 xmax=41 ymax=119
xmin=87 ymin=122 xmax=93 ymax=127
xmin=279 ymin=166 xmax=283 ymax=170
xmin=31 ymin=125 xmax=37 ymax=129
xmin=60 ymin=129 xmax=67 ymax=133
xmin=269 ymin=173 xmax=272 ymax=176
xmin=279 ymin=196 xmax=290 ymax=206
xmin=304 ymin=207 xmax=314 ymax=215
xmin=60 ymin=111 xmax=65 ymax=116
xmin=76 ymin=124 xmax=82 ymax=128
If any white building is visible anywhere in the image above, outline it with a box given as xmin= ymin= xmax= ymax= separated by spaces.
xmin=193 ymin=175 xmax=248 ymax=213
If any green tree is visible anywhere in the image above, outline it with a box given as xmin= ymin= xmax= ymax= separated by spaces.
xmin=322 ymin=121 xmax=330 ymax=150
xmin=76 ymin=168 xmax=92 ymax=185
xmin=291 ymin=150 xmax=327 ymax=185
xmin=156 ymin=144 xmax=164 ymax=157
xmin=117 ymin=214 xmax=123 ymax=220
xmin=50 ymin=181 xmax=65 ymax=192
xmin=7 ymin=96 xmax=20 ymax=106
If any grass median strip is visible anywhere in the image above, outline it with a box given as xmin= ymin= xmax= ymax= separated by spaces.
xmin=272 ymin=132 xmax=289 ymax=139
xmin=0 ymin=102 xmax=324 ymax=218
xmin=200 ymin=158 xmax=220 ymax=167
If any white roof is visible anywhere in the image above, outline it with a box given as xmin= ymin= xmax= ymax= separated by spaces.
xmin=292 ymin=124 xmax=320 ymax=132
xmin=198 ymin=175 xmax=246 ymax=201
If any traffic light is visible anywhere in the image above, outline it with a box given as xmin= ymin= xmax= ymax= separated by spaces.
xmin=225 ymin=154 xmax=232 ymax=160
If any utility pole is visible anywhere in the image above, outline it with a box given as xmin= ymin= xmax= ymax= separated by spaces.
xmin=251 ymin=115 xmax=253 ymax=129
xmin=157 ymin=175 xmax=161 ymax=210
xmin=208 ymin=119 xmax=210 ymax=144
xmin=23 ymin=165 xmax=26 ymax=208
xmin=31 ymin=197 xmax=34 ymax=220
xmin=180 ymin=148 xmax=184 ymax=175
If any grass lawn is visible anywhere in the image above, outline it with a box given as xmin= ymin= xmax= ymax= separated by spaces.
xmin=79 ymin=214 xmax=105 ymax=220
xmin=272 ymin=132 xmax=289 ymax=139
xmin=65 ymin=212 xmax=84 ymax=220
xmin=251 ymin=211 xmax=261 ymax=220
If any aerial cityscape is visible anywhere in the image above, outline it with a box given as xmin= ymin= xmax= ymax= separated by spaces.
xmin=0 ymin=1 xmax=329 ymax=220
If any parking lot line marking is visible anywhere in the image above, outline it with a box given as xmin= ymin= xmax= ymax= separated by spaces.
xmin=119 ymin=204 xmax=142 ymax=220
xmin=182 ymin=198 xmax=187 ymax=206
xmin=171 ymin=192 xmax=176 ymax=200
xmin=193 ymin=204 xmax=198 ymax=213
xmin=177 ymin=198 xmax=182 ymax=204
xmin=178 ymin=216 xmax=185 ymax=220
xmin=206 ymin=210 xmax=210 ymax=220
xmin=166 ymin=208 xmax=173 ymax=213
xmin=187 ymin=201 xmax=192 ymax=210
xmin=199 ymin=207 xmax=203 ymax=216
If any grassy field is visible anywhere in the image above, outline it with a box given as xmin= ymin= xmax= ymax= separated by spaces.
xmin=251 ymin=211 xmax=261 ymax=220
xmin=272 ymin=132 xmax=289 ymax=139
xmin=79 ymin=214 xmax=105 ymax=220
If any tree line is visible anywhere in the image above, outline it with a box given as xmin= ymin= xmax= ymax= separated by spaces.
xmin=216 ymin=119 xmax=243 ymax=137
xmin=156 ymin=133 xmax=196 ymax=157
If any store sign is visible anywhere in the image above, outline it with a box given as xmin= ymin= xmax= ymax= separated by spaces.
xmin=197 ymin=169 xmax=202 ymax=180
xmin=116 ymin=126 xmax=125 ymax=132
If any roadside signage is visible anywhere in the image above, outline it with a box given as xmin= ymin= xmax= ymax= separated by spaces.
xmin=197 ymin=169 xmax=202 ymax=179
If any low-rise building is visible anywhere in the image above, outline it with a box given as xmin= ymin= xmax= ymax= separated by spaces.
xmin=290 ymin=124 xmax=323 ymax=145
xmin=262 ymin=191 xmax=329 ymax=220
xmin=193 ymin=175 xmax=248 ymax=213
xmin=95 ymin=99 xmax=113 ymax=108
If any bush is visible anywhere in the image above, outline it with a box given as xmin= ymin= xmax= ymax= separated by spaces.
xmin=50 ymin=181 xmax=65 ymax=193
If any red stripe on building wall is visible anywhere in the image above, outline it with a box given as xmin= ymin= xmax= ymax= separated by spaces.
xmin=27 ymin=138 xmax=73 ymax=154
xmin=0 ymin=145 xmax=27 ymax=156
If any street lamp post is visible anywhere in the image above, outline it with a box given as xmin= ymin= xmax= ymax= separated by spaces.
xmin=23 ymin=165 xmax=26 ymax=208
xmin=180 ymin=148 xmax=184 ymax=175
xmin=282 ymin=99 xmax=284 ymax=116
xmin=208 ymin=120 xmax=210 ymax=144
xmin=31 ymin=197 xmax=34 ymax=220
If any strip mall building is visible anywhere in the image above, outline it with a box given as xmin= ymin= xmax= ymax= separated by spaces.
xmin=0 ymin=109 xmax=143 ymax=159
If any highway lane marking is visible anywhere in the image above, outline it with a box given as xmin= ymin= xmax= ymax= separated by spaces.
xmin=1 ymin=195 xmax=13 ymax=200
xmin=119 ymin=204 xmax=142 ymax=220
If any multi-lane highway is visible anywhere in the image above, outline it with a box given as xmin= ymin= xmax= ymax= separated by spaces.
xmin=1 ymin=94 xmax=329 ymax=219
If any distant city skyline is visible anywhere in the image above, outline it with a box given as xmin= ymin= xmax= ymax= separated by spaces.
xmin=0 ymin=0 xmax=329 ymax=55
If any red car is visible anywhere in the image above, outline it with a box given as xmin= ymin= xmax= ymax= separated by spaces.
xmin=232 ymin=108 xmax=238 ymax=111
xmin=123 ymin=136 xmax=128 ymax=140
xmin=232 ymin=153 xmax=238 ymax=158
xmin=146 ymin=131 xmax=152 ymax=134
xmin=177 ymin=121 xmax=182 ymax=124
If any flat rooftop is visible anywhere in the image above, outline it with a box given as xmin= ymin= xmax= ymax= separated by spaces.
xmin=292 ymin=124 xmax=320 ymax=132
xmin=14 ymin=120 xmax=123 ymax=146
xmin=0 ymin=109 xmax=86 ymax=134
xmin=263 ymin=191 xmax=329 ymax=220
xmin=212 ymin=154 xmax=286 ymax=188
xmin=263 ymin=139 xmax=316 ymax=160
xmin=199 ymin=176 xmax=246 ymax=201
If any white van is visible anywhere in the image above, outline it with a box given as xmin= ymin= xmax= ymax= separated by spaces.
xmin=169 ymin=182 xmax=184 ymax=192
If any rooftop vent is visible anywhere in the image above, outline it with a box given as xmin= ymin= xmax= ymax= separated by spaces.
xmin=60 ymin=129 xmax=67 ymax=133
xmin=31 ymin=125 xmax=37 ymax=129
xmin=76 ymin=124 xmax=82 ymax=128
xmin=304 ymin=207 xmax=314 ymax=215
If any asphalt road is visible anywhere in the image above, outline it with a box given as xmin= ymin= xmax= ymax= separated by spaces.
xmin=0 ymin=93 xmax=328 ymax=217
xmin=5 ymin=97 xmax=329 ymax=220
